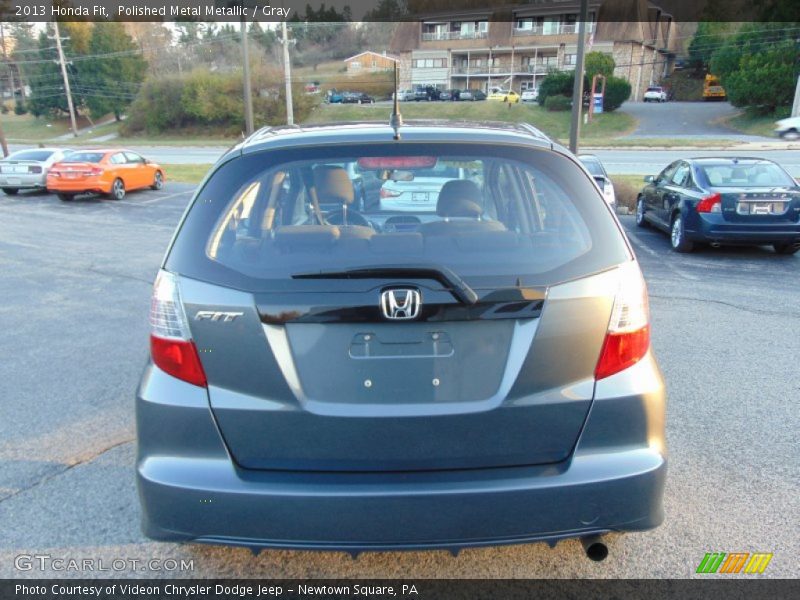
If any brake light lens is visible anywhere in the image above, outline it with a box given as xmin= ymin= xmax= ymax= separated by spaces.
xmin=696 ymin=192 xmax=721 ymax=213
xmin=358 ymin=156 xmax=437 ymax=169
xmin=595 ymin=262 xmax=650 ymax=380
xmin=28 ymin=165 xmax=42 ymax=174
xmin=149 ymin=270 xmax=207 ymax=387
xmin=380 ymin=187 xmax=401 ymax=198
xmin=89 ymin=167 xmax=103 ymax=176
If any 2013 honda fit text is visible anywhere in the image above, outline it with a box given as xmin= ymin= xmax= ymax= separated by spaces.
xmin=136 ymin=121 xmax=666 ymax=559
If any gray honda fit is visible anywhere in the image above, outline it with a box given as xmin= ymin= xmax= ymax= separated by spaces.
xmin=137 ymin=121 xmax=666 ymax=559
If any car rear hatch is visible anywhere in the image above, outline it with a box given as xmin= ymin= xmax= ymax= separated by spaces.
xmin=180 ymin=269 xmax=615 ymax=472
xmin=0 ymin=160 xmax=43 ymax=176
xmin=164 ymin=142 xmax=632 ymax=473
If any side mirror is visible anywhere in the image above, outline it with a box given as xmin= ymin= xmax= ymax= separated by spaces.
xmin=643 ymin=175 xmax=654 ymax=183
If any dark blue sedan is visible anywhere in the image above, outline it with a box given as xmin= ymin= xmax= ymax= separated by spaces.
xmin=636 ymin=157 xmax=800 ymax=254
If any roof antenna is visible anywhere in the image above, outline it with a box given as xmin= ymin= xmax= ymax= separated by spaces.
xmin=390 ymin=61 xmax=403 ymax=140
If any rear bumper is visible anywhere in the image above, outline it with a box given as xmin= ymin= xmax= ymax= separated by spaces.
xmin=136 ymin=354 xmax=667 ymax=552
xmin=0 ymin=174 xmax=46 ymax=188
xmin=47 ymin=177 xmax=111 ymax=194
xmin=687 ymin=213 xmax=800 ymax=245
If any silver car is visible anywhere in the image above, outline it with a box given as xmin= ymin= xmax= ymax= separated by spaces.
xmin=137 ymin=121 xmax=666 ymax=560
xmin=0 ymin=148 xmax=72 ymax=195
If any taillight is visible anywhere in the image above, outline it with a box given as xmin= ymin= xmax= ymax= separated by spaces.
xmin=49 ymin=170 xmax=61 ymax=178
xmin=595 ymin=262 xmax=650 ymax=380
xmin=696 ymin=192 xmax=721 ymax=213
xmin=380 ymin=187 xmax=400 ymax=198
xmin=28 ymin=165 xmax=42 ymax=174
xmin=89 ymin=167 xmax=103 ymax=176
xmin=149 ymin=270 xmax=207 ymax=387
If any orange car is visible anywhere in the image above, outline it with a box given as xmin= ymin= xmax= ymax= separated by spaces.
xmin=47 ymin=149 xmax=165 ymax=201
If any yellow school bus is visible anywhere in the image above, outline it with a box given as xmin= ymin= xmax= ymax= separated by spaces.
xmin=703 ymin=74 xmax=726 ymax=100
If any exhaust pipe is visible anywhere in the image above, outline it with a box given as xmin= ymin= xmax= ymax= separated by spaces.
xmin=580 ymin=535 xmax=609 ymax=562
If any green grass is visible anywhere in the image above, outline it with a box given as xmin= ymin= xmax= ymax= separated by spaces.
xmin=305 ymin=101 xmax=637 ymax=142
xmin=162 ymin=164 xmax=212 ymax=185
xmin=1 ymin=112 xmax=73 ymax=141
xmin=723 ymin=111 xmax=787 ymax=138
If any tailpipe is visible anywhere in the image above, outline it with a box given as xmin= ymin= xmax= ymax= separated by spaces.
xmin=580 ymin=535 xmax=609 ymax=562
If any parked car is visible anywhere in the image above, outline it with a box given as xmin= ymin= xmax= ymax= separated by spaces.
xmin=643 ymin=86 xmax=667 ymax=102
xmin=137 ymin=120 xmax=665 ymax=557
xmin=46 ymin=149 xmax=164 ymax=201
xmin=487 ymin=89 xmax=521 ymax=103
xmin=470 ymin=89 xmax=487 ymax=101
xmin=342 ymin=92 xmax=375 ymax=104
xmin=438 ymin=89 xmax=454 ymax=101
xmin=379 ymin=162 xmax=465 ymax=212
xmin=521 ymin=89 xmax=538 ymax=103
xmin=636 ymin=157 xmax=800 ymax=254
xmin=578 ymin=154 xmax=616 ymax=210
xmin=394 ymin=89 xmax=416 ymax=102
xmin=774 ymin=115 xmax=800 ymax=140
xmin=413 ymin=86 xmax=441 ymax=101
xmin=326 ymin=89 xmax=344 ymax=104
xmin=459 ymin=89 xmax=475 ymax=101
xmin=0 ymin=148 xmax=72 ymax=195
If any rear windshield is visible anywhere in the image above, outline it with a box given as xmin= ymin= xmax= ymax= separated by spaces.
xmin=579 ymin=158 xmax=605 ymax=177
xmin=697 ymin=163 xmax=796 ymax=188
xmin=647 ymin=87 xmax=662 ymax=92
xmin=166 ymin=143 xmax=629 ymax=291
xmin=63 ymin=152 xmax=106 ymax=163
xmin=7 ymin=150 xmax=54 ymax=161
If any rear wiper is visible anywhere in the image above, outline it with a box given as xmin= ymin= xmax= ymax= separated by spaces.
xmin=292 ymin=264 xmax=479 ymax=305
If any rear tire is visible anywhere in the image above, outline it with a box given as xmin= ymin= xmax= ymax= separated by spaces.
xmin=635 ymin=196 xmax=648 ymax=228
xmin=110 ymin=178 xmax=125 ymax=201
xmin=151 ymin=170 xmax=164 ymax=190
xmin=670 ymin=214 xmax=694 ymax=253
xmin=57 ymin=193 xmax=74 ymax=202
xmin=773 ymin=242 xmax=799 ymax=255
xmin=780 ymin=129 xmax=799 ymax=141
xmin=2 ymin=187 xmax=18 ymax=195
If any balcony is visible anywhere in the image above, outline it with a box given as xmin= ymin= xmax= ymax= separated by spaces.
xmin=512 ymin=22 xmax=594 ymax=36
xmin=422 ymin=30 xmax=489 ymax=41
xmin=451 ymin=61 xmax=564 ymax=76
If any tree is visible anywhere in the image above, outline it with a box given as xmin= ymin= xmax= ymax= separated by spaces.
xmin=687 ymin=22 xmax=736 ymax=72
xmin=584 ymin=51 xmax=615 ymax=81
xmin=537 ymin=70 xmax=574 ymax=107
xmin=709 ymin=22 xmax=800 ymax=114
xmin=26 ymin=29 xmax=69 ymax=117
xmin=80 ymin=22 xmax=147 ymax=120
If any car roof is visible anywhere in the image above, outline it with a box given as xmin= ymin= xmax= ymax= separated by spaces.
xmin=688 ymin=157 xmax=778 ymax=164
xmin=235 ymin=120 xmax=557 ymax=158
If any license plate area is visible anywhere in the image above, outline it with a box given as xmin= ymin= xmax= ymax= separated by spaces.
xmin=412 ymin=192 xmax=429 ymax=203
xmin=736 ymin=201 xmax=786 ymax=215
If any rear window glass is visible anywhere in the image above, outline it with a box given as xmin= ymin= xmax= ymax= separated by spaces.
xmin=698 ymin=163 xmax=795 ymax=187
xmin=63 ymin=152 xmax=105 ymax=163
xmin=579 ymin=158 xmax=604 ymax=177
xmin=166 ymin=143 xmax=629 ymax=290
xmin=8 ymin=150 xmax=54 ymax=161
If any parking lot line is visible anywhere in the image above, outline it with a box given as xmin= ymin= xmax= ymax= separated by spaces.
xmin=118 ymin=189 xmax=195 ymax=206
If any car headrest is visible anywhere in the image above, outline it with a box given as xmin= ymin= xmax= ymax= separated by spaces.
xmin=436 ymin=180 xmax=483 ymax=218
xmin=313 ymin=165 xmax=355 ymax=205
xmin=707 ymin=171 xmax=722 ymax=186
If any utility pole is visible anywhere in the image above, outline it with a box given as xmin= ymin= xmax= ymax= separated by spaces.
xmin=282 ymin=20 xmax=294 ymax=126
xmin=568 ymin=0 xmax=589 ymax=154
xmin=241 ymin=16 xmax=254 ymax=135
xmin=52 ymin=21 xmax=78 ymax=137
xmin=792 ymin=74 xmax=800 ymax=118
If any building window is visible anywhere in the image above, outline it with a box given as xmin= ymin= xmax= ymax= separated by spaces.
xmin=564 ymin=54 xmax=577 ymax=66
xmin=351 ymin=61 xmax=361 ymax=69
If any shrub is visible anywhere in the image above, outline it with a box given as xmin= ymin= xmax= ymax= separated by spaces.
xmin=14 ymin=100 xmax=27 ymax=115
xmin=538 ymin=70 xmax=574 ymax=107
xmin=602 ymin=77 xmax=631 ymax=112
xmin=121 ymin=68 xmax=318 ymax=136
xmin=544 ymin=95 xmax=571 ymax=111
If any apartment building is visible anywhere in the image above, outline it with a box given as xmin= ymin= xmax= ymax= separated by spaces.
xmin=391 ymin=0 xmax=678 ymax=100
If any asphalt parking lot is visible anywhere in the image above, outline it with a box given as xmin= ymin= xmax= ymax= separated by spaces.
xmin=0 ymin=185 xmax=797 ymax=579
